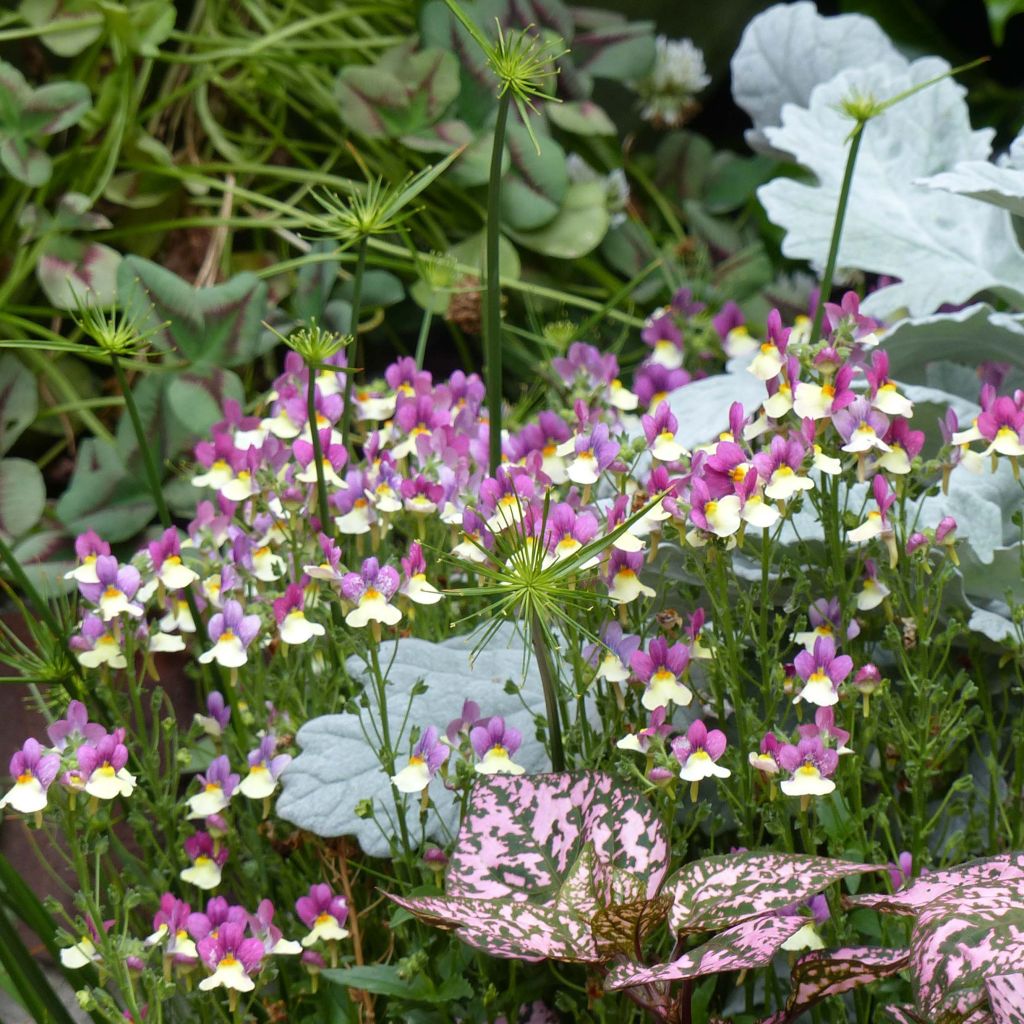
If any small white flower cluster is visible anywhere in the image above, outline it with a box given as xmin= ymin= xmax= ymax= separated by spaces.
xmin=638 ymin=36 xmax=711 ymax=128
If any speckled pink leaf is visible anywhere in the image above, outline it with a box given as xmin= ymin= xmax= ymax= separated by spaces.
xmin=986 ymin=974 xmax=1024 ymax=1024
xmin=759 ymin=947 xmax=910 ymax=1023
xmin=847 ymin=854 xmax=1024 ymax=917
xmin=885 ymin=1006 xmax=928 ymax=1024
xmin=447 ymin=773 xmax=668 ymax=902
xmin=911 ymin=878 xmax=1024 ymax=1022
xmin=668 ymin=851 xmax=882 ymax=933
xmin=605 ymin=914 xmax=806 ymax=990
xmin=389 ymin=772 xmax=668 ymax=963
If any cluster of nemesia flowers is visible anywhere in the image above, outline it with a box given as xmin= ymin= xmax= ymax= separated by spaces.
xmin=0 ymin=702 xmax=135 ymax=818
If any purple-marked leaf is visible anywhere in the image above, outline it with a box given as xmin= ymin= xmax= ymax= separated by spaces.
xmin=667 ymin=851 xmax=883 ymax=934
xmin=986 ymin=974 xmax=1024 ymax=1024
xmin=335 ymin=44 xmax=459 ymax=139
xmin=0 ymin=355 xmax=37 ymax=457
xmin=402 ymin=119 xmax=474 ymax=154
xmin=764 ymin=947 xmax=911 ymax=1023
xmin=21 ymin=80 xmax=92 ymax=136
xmin=847 ymin=854 xmax=1024 ymax=916
xmin=569 ymin=17 xmax=655 ymax=85
xmin=0 ymin=458 xmax=46 ymax=540
xmin=911 ymin=878 xmax=1024 ymax=1022
xmin=546 ymin=99 xmax=617 ymax=137
xmin=500 ymin=123 xmax=568 ymax=232
xmin=55 ymin=438 xmax=155 ymax=542
xmin=446 ymin=773 xmax=668 ymax=902
xmin=591 ymin=893 xmax=672 ymax=960
xmin=18 ymin=0 xmax=104 ymax=58
xmin=606 ymin=914 xmax=806 ymax=990
xmin=117 ymin=256 xmax=269 ymax=368
xmin=37 ymin=239 xmax=121 ymax=309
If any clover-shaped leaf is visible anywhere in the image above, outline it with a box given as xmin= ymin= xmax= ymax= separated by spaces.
xmin=388 ymin=771 xmax=668 ymax=963
xmin=667 ymin=851 xmax=882 ymax=934
xmin=0 ymin=355 xmax=37 ymax=457
xmin=0 ymin=61 xmax=91 ymax=186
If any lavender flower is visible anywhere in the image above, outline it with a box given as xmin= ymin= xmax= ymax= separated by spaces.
xmin=238 ymin=737 xmax=291 ymax=800
xmin=273 ymin=583 xmax=325 ymax=645
xmin=77 ymin=731 xmax=136 ymax=800
xmin=606 ymin=549 xmax=656 ymax=604
xmin=70 ymin=613 xmax=126 ymax=669
xmin=186 ymin=755 xmax=240 ymax=819
xmin=180 ymin=832 xmax=228 ymax=890
xmin=0 ymin=738 xmax=60 ymax=814
xmin=340 ymin=557 xmax=402 ymax=628
xmin=391 ymin=726 xmax=449 ymax=793
xmin=792 ymin=636 xmax=853 ymax=708
xmin=616 ymin=706 xmax=673 ymax=753
xmin=778 ymin=737 xmax=838 ymax=798
xmin=470 ymin=717 xmax=525 ymax=775
xmin=147 ymin=528 xmax=200 ymax=591
xmin=198 ymin=600 xmax=261 ymax=668
xmin=631 ymin=636 xmax=693 ymax=711
xmin=584 ymin=621 xmax=641 ymax=683
xmin=78 ymin=555 xmax=143 ymax=621
xmin=195 ymin=691 xmax=231 ymax=739
xmin=249 ymin=899 xmax=301 ymax=956
xmin=47 ymin=701 xmax=105 ymax=752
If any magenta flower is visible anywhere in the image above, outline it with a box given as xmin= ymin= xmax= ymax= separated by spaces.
xmin=616 ymin=706 xmax=673 ymax=753
xmin=565 ymin=423 xmax=620 ymax=485
xmin=391 ymin=726 xmax=449 ymax=794
xmin=689 ymin=477 xmax=742 ymax=538
xmin=146 ymin=894 xmax=198 ymax=963
xmin=793 ymin=636 xmax=853 ymax=707
xmin=823 ymin=290 xmax=878 ymax=340
xmin=445 ymin=700 xmax=482 ymax=744
xmin=293 ymin=429 xmax=348 ymax=489
xmin=887 ymin=851 xmax=916 ymax=891
xmin=749 ymin=732 xmax=782 ymax=775
xmin=0 ymin=738 xmax=60 ymax=815
xmin=631 ymin=636 xmax=692 ymax=711
xmin=304 ymin=533 xmax=345 ymax=583
xmin=543 ymin=503 xmax=599 ymax=563
xmin=199 ymin=600 xmax=260 ymax=669
xmin=752 ymin=435 xmax=813 ymax=502
xmin=239 ymin=736 xmax=291 ymax=800
xmin=478 ymin=467 xmax=535 ymax=531
xmin=848 ymin=474 xmax=898 ymax=566
xmin=634 ymin=362 xmax=690 ymax=408
xmin=180 ymin=834 xmax=229 ymax=890
xmin=187 ymin=897 xmax=246 ymax=944
xmin=641 ymin=309 xmax=684 ymax=368
xmin=401 ymin=475 xmax=445 ymax=514
xmin=340 ymin=557 xmax=401 ymax=628
xmin=400 ymin=541 xmax=443 ymax=605
xmin=797 ymin=707 xmax=852 ymax=754
xmin=551 ymin=342 xmax=617 ymax=388
xmin=197 ymin=920 xmax=264 ymax=993
xmin=747 ymin=308 xmax=791 ymax=381
xmin=249 ymin=899 xmax=301 ymax=957
xmin=606 ymin=548 xmax=656 ymax=604
xmin=296 ymin=884 xmax=349 ymax=946
xmin=642 ymin=402 xmax=685 ymax=462
xmin=273 ymin=583 xmax=325 ymax=646
xmin=976 ymin=395 xmax=1024 ymax=456
xmin=672 ymin=720 xmax=730 ymax=795
xmin=147 ymin=528 xmax=200 ymax=591
xmin=64 ymin=530 xmax=111 ymax=583
xmin=470 ymin=717 xmax=524 ymax=775
xmin=778 ymin=737 xmax=838 ymax=798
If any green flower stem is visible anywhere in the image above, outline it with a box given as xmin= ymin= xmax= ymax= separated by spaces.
xmin=414 ymin=306 xmax=432 ymax=371
xmin=306 ymin=363 xmax=334 ymax=539
xmin=530 ymin=612 xmax=565 ymax=773
xmin=485 ymin=90 xmax=512 ymax=475
xmin=110 ymin=353 xmax=171 ymax=530
xmin=340 ymin=237 xmax=368 ymax=460
xmin=808 ymin=121 xmax=866 ymax=345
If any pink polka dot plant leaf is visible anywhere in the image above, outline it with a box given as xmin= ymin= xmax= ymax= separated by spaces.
xmin=605 ymin=914 xmax=808 ymax=990
xmin=666 ymin=850 xmax=883 ymax=934
xmin=756 ymin=947 xmax=911 ymax=1024
xmin=985 ymin=973 xmax=1024 ymax=1024
xmin=388 ymin=772 xmax=670 ymax=963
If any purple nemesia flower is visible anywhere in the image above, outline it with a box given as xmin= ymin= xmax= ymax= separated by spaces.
xmin=392 ymin=725 xmax=449 ymax=793
xmin=195 ymin=692 xmax=231 ymax=739
xmin=385 ymin=356 xmax=432 ymax=396
xmin=147 ymin=894 xmax=198 ymax=962
xmin=64 ymin=530 xmax=111 ymax=583
xmin=47 ymin=701 xmax=106 ymax=751
xmin=552 ymin=342 xmax=618 ymax=388
xmin=797 ymin=707 xmax=852 ymax=754
xmin=749 ymin=733 xmax=782 ymax=775
xmin=199 ymin=600 xmax=260 ymax=668
xmin=186 ymin=755 xmax=240 ymax=819
xmin=565 ymin=423 xmax=619 ymax=485
xmin=605 ymin=548 xmax=656 ymax=604
xmin=543 ymin=503 xmax=599 ymax=561
xmin=239 ymin=736 xmax=291 ymax=799
xmin=752 ymin=434 xmax=812 ymax=502
xmin=642 ymin=402 xmax=685 ymax=462
xmin=832 ymin=396 xmax=890 ymax=454
xmin=186 ymin=897 xmax=246 ymax=943
xmin=181 ymin=834 xmax=229 ymax=890
xmin=445 ymin=700 xmax=482 ymax=744
xmin=887 ymin=852 xmax=916 ymax=891
xmin=688 ymin=477 xmax=742 ymax=538
xmin=340 ymin=557 xmax=401 ymax=628
xmin=478 ymin=467 xmax=535 ymax=530
xmin=616 ymin=706 xmax=673 ymax=753
xmin=0 ymin=738 xmax=61 ymax=814
xmin=672 ymin=720 xmax=730 ymax=790
xmin=823 ymin=291 xmax=878 ymax=339
xmin=641 ymin=309 xmax=684 ymax=368
xmin=147 ymin=528 xmax=199 ymax=591
xmin=793 ymin=636 xmax=853 ymax=707
xmin=197 ymin=920 xmax=264 ymax=992
xmin=78 ymin=555 xmax=144 ymax=621
xmin=470 ymin=717 xmax=524 ymax=775
xmin=778 ymin=737 xmax=839 ymax=798
xmin=631 ymin=636 xmax=693 ymax=711
xmin=249 ymin=899 xmax=301 ymax=956
xmin=77 ymin=731 xmax=134 ymax=800
xmin=906 ymin=532 xmax=928 ymax=555
xmin=296 ymin=884 xmax=349 ymax=946
xmin=634 ymin=362 xmax=690 ymax=408
xmin=747 ymin=309 xmax=791 ymax=380
xmin=584 ymin=621 xmax=641 ymax=683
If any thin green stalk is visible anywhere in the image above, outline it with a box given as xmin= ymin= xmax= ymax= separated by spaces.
xmin=110 ymin=354 xmax=171 ymax=529
xmin=531 ymin=613 xmax=565 ymax=772
xmin=808 ymin=122 xmax=865 ymax=345
xmin=340 ymin=238 xmax=368 ymax=459
xmin=306 ymin=366 xmax=334 ymax=539
xmin=414 ymin=307 xmax=432 ymax=371
xmin=485 ymin=90 xmax=512 ymax=475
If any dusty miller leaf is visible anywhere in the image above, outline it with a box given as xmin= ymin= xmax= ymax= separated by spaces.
xmin=758 ymin=58 xmax=1024 ymax=318
xmin=730 ymin=2 xmax=903 ymax=155
xmin=918 ymin=146 xmax=1024 ymax=218
xmin=277 ymin=627 xmax=551 ymax=858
